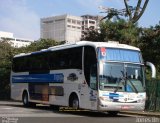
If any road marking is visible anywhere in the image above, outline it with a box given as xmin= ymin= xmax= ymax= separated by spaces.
xmin=1 ymin=108 xmax=13 ymax=110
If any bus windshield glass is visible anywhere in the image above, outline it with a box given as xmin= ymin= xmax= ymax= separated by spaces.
xmin=98 ymin=48 xmax=145 ymax=92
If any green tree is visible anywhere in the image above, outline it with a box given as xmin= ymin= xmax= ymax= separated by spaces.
xmin=138 ymin=22 xmax=160 ymax=76
xmin=83 ymin=19 xmax=140 ymax=45
xmin=81 ymin=27 xmax=107 ymax=42
xmin=20 ymin=38 xmax=65 ymax=53
xmin=0 ymin=41 xmax=14 ymax=99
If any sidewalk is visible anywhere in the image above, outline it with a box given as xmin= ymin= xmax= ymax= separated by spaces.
xmin=120 ymin=111 xmax=160 ymax=117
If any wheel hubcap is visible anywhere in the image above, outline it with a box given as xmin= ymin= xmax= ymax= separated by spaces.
xmin=72 ymin=99 xmax=78 ymax=108
xmin=24 ymin=95 xmax=27 ymax=104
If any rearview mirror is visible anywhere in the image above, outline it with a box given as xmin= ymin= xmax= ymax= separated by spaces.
xmin=146 ymin=62 xmax=156 ymax=78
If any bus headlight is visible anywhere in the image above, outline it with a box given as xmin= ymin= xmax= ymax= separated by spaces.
xmin=137 ymin=98 xmax=145 ymax=103
xmin=99 ymin=96 xmax=112 ymax=102
xmin=99 ymin=97 xmax=109 ymax=107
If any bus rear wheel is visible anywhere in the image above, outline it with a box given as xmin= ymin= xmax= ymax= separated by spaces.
xmin=22 ymin=91 xmax=36 ymax=107
xmin=22 ymin=92 xmax=29 ymax=107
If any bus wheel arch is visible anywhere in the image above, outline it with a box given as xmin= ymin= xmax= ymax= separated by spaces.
xmin=69 ymin=92 xmax=79 ymax=109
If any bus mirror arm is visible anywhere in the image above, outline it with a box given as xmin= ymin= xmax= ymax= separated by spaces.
xmin=146 ymin=62 xmax=156 ymax=79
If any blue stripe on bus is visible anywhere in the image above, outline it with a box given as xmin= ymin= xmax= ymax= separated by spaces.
xmin=12 ymin=73 xmax=64 ymax=83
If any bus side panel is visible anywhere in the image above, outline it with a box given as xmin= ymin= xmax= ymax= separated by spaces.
xmin=11 ymin=83 xmax=28 ymax=101
xmin=49 ymin=69 xmax=82 ymax=107
xmin=11 ymin=72 xmax=29 ymax=101
xmin=29 ymin=83 xmax=49 ymax=101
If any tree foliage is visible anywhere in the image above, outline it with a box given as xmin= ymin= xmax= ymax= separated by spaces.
xmin=138 ymin=22 xmax=160 ymax=73
xmin=81 ymin=28 xmax=107 ymax=42
xmin=15 ymin=38 xmax=65 ymax=53
xmin=0 ymin=41 xmax=14 ymax=99
xmin=101 ymin=20 xmax=140 ymax=45
xmin=82 ymin=19 xmax=140 ymax=45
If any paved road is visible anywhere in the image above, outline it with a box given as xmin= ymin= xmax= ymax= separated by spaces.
xmin=0 ymin=101 xmax=159 ymax=123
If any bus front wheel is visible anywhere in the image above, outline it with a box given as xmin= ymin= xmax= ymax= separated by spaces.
xmin=69 ymin=94 xmax=79 ymax=109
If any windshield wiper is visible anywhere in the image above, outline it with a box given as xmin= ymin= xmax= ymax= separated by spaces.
xmin=127 ymin=78 xmax=138 ymax=93
xmin=114 ymin=71 xmax=138 ymax=93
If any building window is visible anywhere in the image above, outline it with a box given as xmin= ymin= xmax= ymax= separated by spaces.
xmin=67 ymin=19 xmax=71 ymax=23
xmin=77 ymin=21 xmax=81 ymax=25
xmin=72 ymin=26 xmax=76 ymax=29
xmin=43 ymin=20 xmax=53 ymax=24
xmin=67 ymin=25 xmax=71 ymax=28
xmin=89 ymin=21 xmax=95 ymax=24
xmin=72 ymin=19 xmax=76 ymax=24
xmin=55 ymin=19 xmax=65 ymax=22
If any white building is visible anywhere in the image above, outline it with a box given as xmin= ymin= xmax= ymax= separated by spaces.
xmin=41 ymin=14 xmax=82 ymax=43
xmin=0 ymin=31 xmax=34 ymax=48
xmin=81 ymin=15 xmax=103 ymax=38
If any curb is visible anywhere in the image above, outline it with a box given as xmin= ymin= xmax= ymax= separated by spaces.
xmin=120 ymin=111 xmax=160 ymax=117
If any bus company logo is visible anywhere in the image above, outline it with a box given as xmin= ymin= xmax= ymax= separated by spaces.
xmin=100 ymin=47 xmax=106 ymax=56
xmin=67 ymin=73 xmax=78 ymax=81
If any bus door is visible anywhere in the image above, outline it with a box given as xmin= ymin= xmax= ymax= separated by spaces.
xmin=80 ymin=46 xmax=98 ymax=110
xmin=80 ymin=64 xmax=98 ymax=110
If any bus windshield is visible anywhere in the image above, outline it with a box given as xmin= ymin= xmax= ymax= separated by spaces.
xmin=98 ymin=48 xmax=145 ymax=92
xmin=99 ymin=63 xmax=145 ymax=92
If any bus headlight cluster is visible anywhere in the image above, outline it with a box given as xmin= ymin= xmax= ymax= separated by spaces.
xmin=99 ymin=96 xmax=105 ymax=101
xmin=100 ymin=104 xmax=108 ymax=107
xmin=137 ymin=99 xmax=145 ymax=103
xmin=99 ymin=96 xmax=112 ymax=102
xmin=99 ymin=97 xmax=110 ymax=107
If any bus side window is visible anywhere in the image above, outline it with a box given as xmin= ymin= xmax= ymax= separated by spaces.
xmin=84 ymin=46 xmax=97 ymax=89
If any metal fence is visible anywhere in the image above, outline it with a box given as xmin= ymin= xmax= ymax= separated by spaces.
xmin=145 ymin=79 xmax=160 ymax=111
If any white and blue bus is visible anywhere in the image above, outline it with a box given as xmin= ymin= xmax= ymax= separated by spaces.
xmin=11 ymin=41 xmax=156 ymax=115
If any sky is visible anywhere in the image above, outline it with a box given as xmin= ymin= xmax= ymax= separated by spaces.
xmin=0 ymin=0 xmax=159 ymax=40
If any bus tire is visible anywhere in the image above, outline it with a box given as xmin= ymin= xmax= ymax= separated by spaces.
xmin=22 ymin=91 xmax=29 ymax=107
xmin=69 ymin=94 xmax=79 ymax=109
xmin=50 ymin=105 xmax=59 ymax=111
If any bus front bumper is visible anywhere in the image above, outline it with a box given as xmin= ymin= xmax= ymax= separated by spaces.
xmin=98 ymin=102 xmax=145 ymax=111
